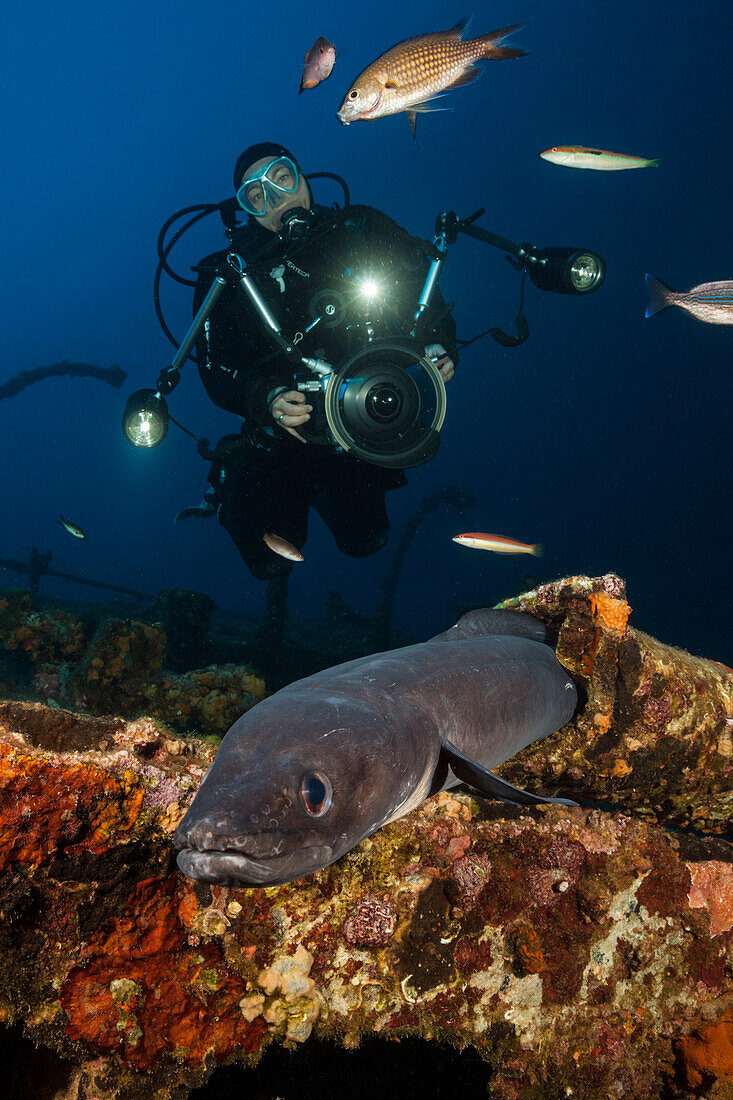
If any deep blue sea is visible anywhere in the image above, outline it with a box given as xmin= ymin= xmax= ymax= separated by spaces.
xmin=2 ymin=0 xmax=731 ymax=664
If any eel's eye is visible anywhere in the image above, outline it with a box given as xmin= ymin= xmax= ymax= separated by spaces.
xmin=299 ymin=772 xmax=333 ymax=817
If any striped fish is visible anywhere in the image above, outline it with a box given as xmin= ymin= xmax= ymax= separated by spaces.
xmin=540 ymin=146 xmax=660 ymax=171
xmin=645 ymin=275 xmax=733 ymax=324
xmin=336 ymin=18 xmax=525 ymax=139
xmin=452 ymin=533 xmax=542 ymax=556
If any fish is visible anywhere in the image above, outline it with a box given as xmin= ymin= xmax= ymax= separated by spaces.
xmin=452 ymin=533 xmax=542 ymax=556
xmin=645 ymin=274 xmax=733 ymax=324
xmin=57 ymin=514 xmax=86 ymax=540
xmin=299 ymin=36 xmax=336 ymax=93
xmin=336 ymin=18 xmax=525 ymax=139
xmin=263 ymin=531 xmax=304 ymax=562
xmin=174 ymin=608 xmax=578 ymax=886
xmin=539 ymin=146 xmax=660 ymax=171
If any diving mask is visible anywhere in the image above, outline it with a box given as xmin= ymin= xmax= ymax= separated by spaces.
xmin=236 ymin=156 xmax=300 ymax=217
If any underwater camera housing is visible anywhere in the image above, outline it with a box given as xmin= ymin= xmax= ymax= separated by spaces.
xmin=280 ymin=206 xmax=447 ymax=468
xmin=295 ymin=337 xmax=446 ymax=468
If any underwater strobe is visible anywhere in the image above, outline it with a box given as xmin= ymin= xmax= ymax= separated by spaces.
xmin=122 ymin=269 xmax=229 ymax=450
xmin=122 ymin=388 xmax=170 ymax=448
xmin=525 ymin=247 xmax=606 ymax=295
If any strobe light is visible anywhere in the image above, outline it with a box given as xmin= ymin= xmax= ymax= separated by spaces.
xmin=122 ymin=389 xmax=169 ymax=448
xmin=358 ymin=277 xmax=381 ymax=301
xmin=527 ymin=247 xmax=606 ymax=295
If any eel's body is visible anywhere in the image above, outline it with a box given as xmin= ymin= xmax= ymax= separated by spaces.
xmin=175 ymin=609 xmax=577 ymax=886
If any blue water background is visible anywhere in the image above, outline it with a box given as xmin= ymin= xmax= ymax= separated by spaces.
xmin=2 ymin=0 xmax=731 ymax=662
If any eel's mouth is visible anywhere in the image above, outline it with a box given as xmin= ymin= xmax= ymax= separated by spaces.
xmin=175 ymin=844 xmax=334 ymax=887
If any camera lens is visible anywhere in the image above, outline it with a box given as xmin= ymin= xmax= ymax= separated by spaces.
xmin=326 ymin=340 xmax=446 ymax=467
xmin=365 ymin=383 xmax=403 ymax=422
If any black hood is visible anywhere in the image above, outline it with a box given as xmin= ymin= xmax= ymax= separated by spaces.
xmin=233 ymin=142 xmax=300 ymax=191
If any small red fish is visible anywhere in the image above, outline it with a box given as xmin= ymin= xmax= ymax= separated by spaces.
xmin=299 ymin=37 xmax=336 ymax=93
xmin=263 ymin=532 xmax=304 ymax=562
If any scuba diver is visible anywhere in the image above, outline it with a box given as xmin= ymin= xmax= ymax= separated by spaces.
xmin=193 ymin=141 xmax=458 ymax=580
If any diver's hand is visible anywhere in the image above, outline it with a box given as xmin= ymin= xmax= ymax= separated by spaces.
xmin=437 ymin=356 xmax=455 ymax=383
xmin=270 ymin=390 xmax=312 ymax=444
xmin=425 ymin=343 xmax=455 ymax=383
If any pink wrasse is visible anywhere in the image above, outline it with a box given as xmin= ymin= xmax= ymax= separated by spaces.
xmin=452 ymin=533 xmax=542 ymax=556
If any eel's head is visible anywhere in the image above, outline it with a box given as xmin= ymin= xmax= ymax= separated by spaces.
xmin=174 ymin=691 xmax=427 ymax=887
xmin=175 ymin=786 xmax=335 ymax=887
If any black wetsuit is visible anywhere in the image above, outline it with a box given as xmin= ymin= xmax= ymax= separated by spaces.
xmin=193 ymin=204 xmax=457 ymax=579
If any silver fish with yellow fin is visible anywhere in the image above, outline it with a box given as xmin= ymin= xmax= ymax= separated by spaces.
xmin=336 ymin=17 xmax=525 ymax=139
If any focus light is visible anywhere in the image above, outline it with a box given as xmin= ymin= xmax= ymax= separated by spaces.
xmin=568 ymin=253 xmax=604 ymax=292
xmin=122 ymin=389 xmax=169 ymax=448
xmin=527 ymin=247 xmax=606 ymax=295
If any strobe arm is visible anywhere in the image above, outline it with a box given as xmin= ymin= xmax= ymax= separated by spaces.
xmin=155 ymin=251 xmax=304 ymax=396
xmin=156 ymin=274 xmax=228 ymax=394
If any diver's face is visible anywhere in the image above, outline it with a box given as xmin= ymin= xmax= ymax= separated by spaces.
xmin=241 ymin=156 xmax=311 ymax=234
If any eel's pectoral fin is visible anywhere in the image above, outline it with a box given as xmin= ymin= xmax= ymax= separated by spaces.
xmin=440 ymin=738 xmax=577 ymax=807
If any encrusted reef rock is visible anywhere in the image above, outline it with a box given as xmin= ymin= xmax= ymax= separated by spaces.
xmin=73 ymin=618 xmax=265 ymax=736
xmin=0 ymin=574 xmax=729 ymax=1098
xmin=0 ymin=594 xmax=265 ymax=737
xmin=0 ymin=591 xmax=85 ymax=664
xmin=497 ymin=573 xmax=733 ymax=835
